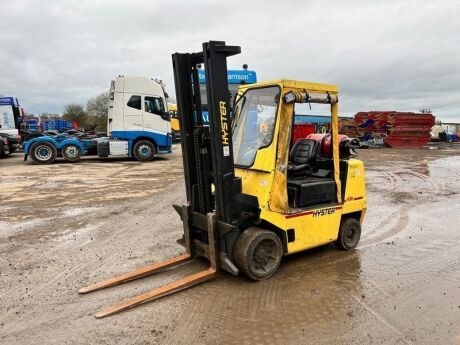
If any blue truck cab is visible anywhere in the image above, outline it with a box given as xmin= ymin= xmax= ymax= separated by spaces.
xmin=24 ymin=76 xmax=172 ymax=164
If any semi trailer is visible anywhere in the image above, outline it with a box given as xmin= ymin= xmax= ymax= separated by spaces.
xmin=23 ymin=76 xmax=172 ymax=164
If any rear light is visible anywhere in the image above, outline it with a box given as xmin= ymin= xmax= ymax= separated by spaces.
xmin=2 ymin=139 xmax=8 ymax=145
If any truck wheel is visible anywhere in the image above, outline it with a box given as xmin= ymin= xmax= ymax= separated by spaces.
xmin=234 ymin=227 xmax=283 ymax=281
xmin=62 ymin=144 xmax=81 ymax=162
xmin=133 ymin=140 xmax=155 ymax=161
xmin=336 ymin=217 xmax=361 ymax=250
xmin=30 ymin=142 xmax=57 ymax=164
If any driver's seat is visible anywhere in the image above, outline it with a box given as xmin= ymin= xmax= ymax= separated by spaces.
xmin=288 ymin=139 xmax=319 ymax=177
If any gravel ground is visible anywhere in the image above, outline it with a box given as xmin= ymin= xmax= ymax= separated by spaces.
xmin=1 ymin=143 xmax=459 ymax=345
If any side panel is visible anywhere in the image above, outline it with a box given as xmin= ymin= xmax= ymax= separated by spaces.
xmin=260 ymin=206 xmax=343 ymax=254
xmin=342 ymin=159 xmax=367 ymax=219
xmin=286 ymin=207 xmax=342 ymax=253
xmin=109 ymin=92 xmax=125 ymax=134
xmin=236 ymin=169 xmax=273 ymax=211
xmin=110 ymin=130 xmax=172 ymax=152
xmin=123 ymin=93 xmax=144 ymax=131
xmin=109 ymin=141 xmax=129 ymax=156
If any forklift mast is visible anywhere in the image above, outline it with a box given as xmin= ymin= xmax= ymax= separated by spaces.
xmin=172 ymin=41 xmax=242 ymax=224
xmin=172 ymin=41 xmax=247 ymax=267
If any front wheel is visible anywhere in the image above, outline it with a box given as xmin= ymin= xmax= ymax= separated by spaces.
xmin=30 ymin=142 xmax=57 ymax=164
xmin=336 ymin=217 xmax=361 ymax=250
xmin=62 ymin=144 xmax=81 ymax=162
xmin=234 ymin=227 xmax=283 ymax=281
xmin=133 ymin=140 xmax=155 ymax=162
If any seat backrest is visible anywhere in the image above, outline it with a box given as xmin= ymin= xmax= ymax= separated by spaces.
xmin=290 ymin=139 xmax=319 ymax=165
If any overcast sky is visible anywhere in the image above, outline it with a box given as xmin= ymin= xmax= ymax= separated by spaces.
xmin=1 ymin=0 xmax=459 ymax=121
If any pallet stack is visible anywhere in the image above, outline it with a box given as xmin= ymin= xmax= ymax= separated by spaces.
xmin=40 ymin=119 xmax=75 ymax=132
xmin=353 ymin=111 xmax=435 ymax=148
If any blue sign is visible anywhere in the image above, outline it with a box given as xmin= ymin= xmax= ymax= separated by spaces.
xmin=198 ymin=70 xmax=257 ymax=84
xmin=0 ymin=97 xmax=19 ymax=107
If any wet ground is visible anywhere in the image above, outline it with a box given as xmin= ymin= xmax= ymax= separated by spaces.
xmin=0 ymin=143 xmax=459 ymax=344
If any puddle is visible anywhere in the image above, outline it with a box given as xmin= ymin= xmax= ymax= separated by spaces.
xmin=0 ymin=206 xmax=18 ymax=212
xmin=0 ymin=218 xmax=51 ymax=237
xmin=33 ymin=181 xmax=63 ymax=189
xmin=63 ymin=206 xmax=101 ymax=217
xmin=82 ymin=179 xmax=110 ymax=185
xmin=56 ymin=222 xmax=102 ymax=244
xmin=428 ymin=155 xmax=460 ymax=171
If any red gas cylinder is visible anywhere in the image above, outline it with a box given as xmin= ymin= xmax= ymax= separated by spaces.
xmin=306 ymin=133 xmax=357 ymax=157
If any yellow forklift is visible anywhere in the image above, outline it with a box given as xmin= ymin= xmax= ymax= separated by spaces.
xmin=167 ymin=103 xmax=181 ymax=141
xmin=79 ymin=41 xmax=367 ymax=317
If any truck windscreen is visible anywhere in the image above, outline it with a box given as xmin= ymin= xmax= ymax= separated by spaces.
xmin=0 ymin=105 xmax=16 ymax=130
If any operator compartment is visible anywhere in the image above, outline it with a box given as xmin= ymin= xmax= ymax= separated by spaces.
xmin=286 ymin=131 xmax=358 ymax=209
xmin=287 ymin=138 xmax=337 ymax=208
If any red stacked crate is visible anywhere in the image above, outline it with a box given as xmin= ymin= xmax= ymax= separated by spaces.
xmin=353 ymin=111 xmax=435 ymax=148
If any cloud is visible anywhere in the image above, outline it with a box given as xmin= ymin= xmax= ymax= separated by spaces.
xmin=0 ymin=0 xmax=459 ymax=121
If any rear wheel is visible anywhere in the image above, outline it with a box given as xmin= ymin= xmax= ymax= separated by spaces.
xmin=30 ymin=142 xmax=57 ymax=164
xmin=133 ymin=140 xmax=155 ymax=161
xmin=336 ymin=217 xmax=361 ymax=250
xmin=234 ymin=227 xmax=283 ymax=281
xmin=62 ymin=144 xmax=81 ymax=162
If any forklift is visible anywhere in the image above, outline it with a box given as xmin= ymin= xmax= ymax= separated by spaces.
xmin=79 ymin=41 xmax=367 ymax=318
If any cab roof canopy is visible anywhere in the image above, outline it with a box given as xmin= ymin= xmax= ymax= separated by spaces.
xmin=242 ymin=79 xmax=338 ymax=94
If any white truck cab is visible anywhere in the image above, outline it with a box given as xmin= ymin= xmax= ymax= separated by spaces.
xmin=105 ymin=76 xmax=172 ymax=160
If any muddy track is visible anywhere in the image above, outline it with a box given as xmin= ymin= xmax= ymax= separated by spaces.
xmin=1 ymin=146 xmax=460 ymax=344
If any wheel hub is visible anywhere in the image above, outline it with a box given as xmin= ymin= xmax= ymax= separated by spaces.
xmin=345 ymin=228 xmax=357 ymax=246
xmin=36 ymin=146 xmax=51 ymax=160
xmin=252 ymin=239 xmax=278 ymax=272
xmin=65 ymin=146 xmax=78 ymax=158
xmin=138 ymin=144 xmax=151 ymax=157
xmin=255 ymin=247 xmax=268 ymax=263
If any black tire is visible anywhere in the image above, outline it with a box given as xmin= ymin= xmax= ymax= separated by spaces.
xmin=234 ymin=227 xmax=283 ymax=281
xmin=336 ymin=217 xmax=361 ymax=250
xmin=30 ymin=142 xmax=57 ymax=164
xmin=133 ymin=140 xmax=156 ymax=162
xmin=61 ymin=144 xmax=81 ymax=162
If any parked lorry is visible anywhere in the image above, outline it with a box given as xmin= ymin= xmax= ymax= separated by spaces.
xmin=0 ymin=96 xmax=23 ymax=154
xmin=0 ymin=135 xmax=10 ymax=157
xmin=23 ymin=76 xmax=172 ymax=164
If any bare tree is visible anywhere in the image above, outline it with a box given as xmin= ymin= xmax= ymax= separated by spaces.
xmin=87 ymin=91 xmax=109 ymax=132
xmin=63 ymin=103 xmax=88 ymax=129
